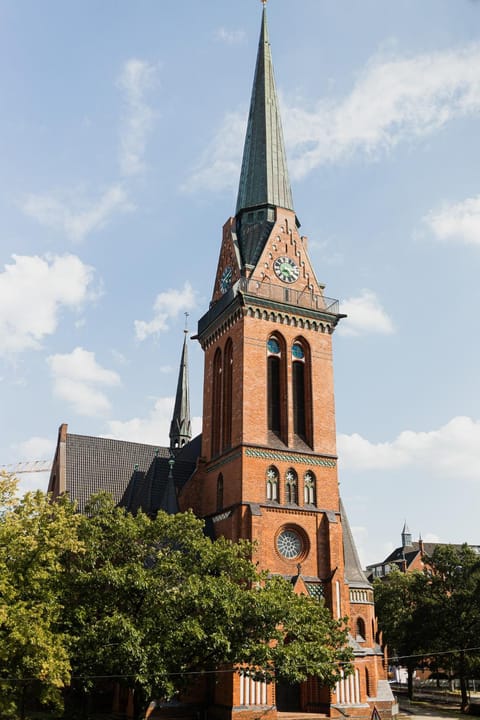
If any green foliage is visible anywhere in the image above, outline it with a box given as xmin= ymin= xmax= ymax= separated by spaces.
xmin=0 ymin=473 xmax=82 ymax=717
xmin=375 ymin=545 xmax=480 ymax=709
xmin=0 ymin=482 xmax=352 ymax=718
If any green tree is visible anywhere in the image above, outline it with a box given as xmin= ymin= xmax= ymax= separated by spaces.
xmin=0 ymin=473 xmax=82 ymax=718
xmin=422 ymin=544 xmax=480 ymax=712
xmin=373 ymin=567 xmax=429 ymax=700
xmin=64 ymin=494 xmax=352 ymax=719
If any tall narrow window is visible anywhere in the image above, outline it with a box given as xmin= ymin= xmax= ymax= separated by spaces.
xmin=304 ymin=471 xmax=316 ymax=506
xmin=216 ymin=474 xmax=224 ymax=511
xmin=285 ymin=469 xmax=298 ymax=504
xmin=267 ymin=335 xmax=287 ymax=442
xmin=222 ymin=339 xmax=233 ymax=450
xmin=292 ymin=340 xmax=312 ymax=446
xmin=266 ymin=466 xmax=279 ymax=502
xmin=211 ymin=348 xmax=222 ymax=457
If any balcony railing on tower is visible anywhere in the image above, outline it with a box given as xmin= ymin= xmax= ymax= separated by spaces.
xmin=238 ymin=277 xmax=340 ymax=314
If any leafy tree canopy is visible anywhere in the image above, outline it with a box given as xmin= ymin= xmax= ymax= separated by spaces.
xmin=0 ymin=478 xmax=352 ymax=719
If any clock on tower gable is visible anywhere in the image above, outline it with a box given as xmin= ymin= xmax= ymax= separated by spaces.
xmin=249 ymin=207 xmax=325 ymax=298
xmin=211 ymin=217 xmax=242 ymax=305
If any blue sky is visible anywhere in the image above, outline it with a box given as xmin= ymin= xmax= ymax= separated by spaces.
xmin=2 ymin=0 xmax=480 ymax=566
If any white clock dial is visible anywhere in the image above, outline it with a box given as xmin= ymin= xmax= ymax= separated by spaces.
xmin=273 ymin=256 xmax=299 ymax=284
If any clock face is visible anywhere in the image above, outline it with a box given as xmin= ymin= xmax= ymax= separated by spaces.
xmin=273 ymin=256 xmax=299 ymax=284
xmin=220 ymin=265 xmax=233 ymax=294
xmin=277 ymin=529 xmax=303 ymax=559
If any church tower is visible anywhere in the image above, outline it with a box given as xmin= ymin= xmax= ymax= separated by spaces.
xmin=181 ymin=5 xmax=395 ymax=718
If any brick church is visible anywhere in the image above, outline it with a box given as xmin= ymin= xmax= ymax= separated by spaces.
xmin=49 ymin=5 xmax=396 ymax=719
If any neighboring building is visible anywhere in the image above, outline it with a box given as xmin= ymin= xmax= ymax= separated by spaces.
xmin=366 ymin=522 xmax=480 ymax=581
xmin=49 ymin=6 xmax=396 ymax=719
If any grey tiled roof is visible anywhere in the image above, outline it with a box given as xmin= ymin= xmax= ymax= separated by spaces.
xmin=340 ymin=498 xmax=372 ymax=589
xmin=65 ymin=433 xmax=199 ymax=514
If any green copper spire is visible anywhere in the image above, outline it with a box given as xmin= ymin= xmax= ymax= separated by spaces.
xmin=235 ymin=4 xmax=295 ymax=266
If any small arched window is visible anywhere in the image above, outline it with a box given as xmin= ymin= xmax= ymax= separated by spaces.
xmin=222 ymin=339 xmax=233 ymax=450
xmin=285 ymin=468 xmax=298 ymax=504
xmin=356 ymin=617 xmax=366 ymax=642
xmin=266 ymin=466 xmax=279 ymax=502
xmin=292 ymin=339 xmax=312 ymax=447
xmin=304 ymin=470 xmax=316 ymax=506
xmin=211 ymin=349 xmax=222 ymax=457
xmin=216 ymin=474 xmax=224 ymax=511
xmin=267 ymin=335 xmax=287 ymax=443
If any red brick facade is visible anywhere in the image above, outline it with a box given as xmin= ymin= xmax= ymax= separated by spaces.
xmin=180 ymin=207 xmax=396 ymax=719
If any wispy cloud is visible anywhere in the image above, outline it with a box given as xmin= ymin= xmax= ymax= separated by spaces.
xmin=105 ymin=396 xmax=202 ymax=445
xmin=338 ymin=289 xmax=394 ymax=337
xmin=0 ymin=254 xmax=96 ymax=355
xmin=183 ymin=43 xmax=480 ymax=190
xmin=284 ymin=43 xmax=480 ymax=177
xmin=339 ymin=415 xmax=480 ymax=481
xmin=215 ymin=27 xmax=246 ymax=45
xmin=22 ymin=184 xmax=134 ymax=243
xmin=135 ymin=282 xmax=197 ymax=340
xmin=117 ymin=58 xmax=159 ymax=177
xmin=48 ymin=347 xmax=120 ymax=417
xmin=425 ymin=194 xmax=480 ymax=245
xmin=181 ymin=111 xmax=246 ymax=194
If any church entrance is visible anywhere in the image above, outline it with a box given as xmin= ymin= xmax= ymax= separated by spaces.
xmin=275 ymin=681 xmax=301 ymax=712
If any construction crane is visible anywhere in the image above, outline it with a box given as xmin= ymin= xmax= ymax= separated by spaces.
xmin=0 ymin=460 xmax=52 ymax=475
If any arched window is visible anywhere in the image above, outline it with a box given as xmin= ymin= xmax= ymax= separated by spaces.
xmin=266 ymin=466 xmax=279 ymax=502
xmin=222 ymin=339 xmax=233 ymax=450
xmin=292 ymin=339 xmax=312 ymax=447
xmin=285 ymin=468 xmax=298 ymax=504
xmin=267 ymin=335 xmax=287 ymax=443
xmin=216 ymin=474 xmax=224 ymax=511
xmin=365 ymin=668 xmax=371 ymax=697
xmin=356 ymin=617 xmax=366 ymax=642
xmin=211 ymin=348 xmax=222 ymax=456
xmin=304 ymin=471 xmax=316 ymax=506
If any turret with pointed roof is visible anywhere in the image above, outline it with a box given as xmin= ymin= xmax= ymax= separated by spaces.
xmin=169 ymin=330 xmax=192 ymax=451
xmin=235 ymin=3 xmax=297 ymax=268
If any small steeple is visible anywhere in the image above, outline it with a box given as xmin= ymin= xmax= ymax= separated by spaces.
xmin=235 ymin=2 xmax=295 ymax=267
xmin=401 ymin=521 xmax=412 ymax=548
xmin=169 ymin=320 xmax=192 ymax=451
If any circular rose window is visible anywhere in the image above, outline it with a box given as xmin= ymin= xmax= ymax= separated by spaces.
xmin=277 ymin=528 xmax=303 ymax=559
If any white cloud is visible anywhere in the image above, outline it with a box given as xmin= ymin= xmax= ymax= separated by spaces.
xmin=425 ymin=194 xmax=480 ymax=245
xmin=338 ymin=415 xmax=480 ymax=481
xmin=181 ymin=111 xmax=246 ymax=194
xmin=215 ymin=27 xmax=246 ymax=45
xmin=48 ymin=347 xmax=120 ymax=417
xmin=117 ymin=58 xmax=158 ymax=177
xmin=23 ymin=185 xmax=134 ymax=242
xmin=0 ymin=254 xmax=95 ymax=355
xmin=338 ymin=289 xmax=394 ymax=337
xmin=283 ymin=44 xmax=480 ymax=178
xmin=16 ymin=436 xmax=55 ymax=460
xmin=22 ymin=184 xmax=134 ymax=243
xmin=183 ymin=43 xmax=480 ymax=190
xmin=106 ymin=396 xmax=202 ymax=445
xmin=135 ymin=282 xmax=197 ymax=340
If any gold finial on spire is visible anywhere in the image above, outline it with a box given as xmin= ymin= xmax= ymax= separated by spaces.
xmin=261 ymin=0 xmax=268 ymax=5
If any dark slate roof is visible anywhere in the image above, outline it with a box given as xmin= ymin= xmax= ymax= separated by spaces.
xmin=383 ymin=541 xmax=440 ymax=566
xmin=65 ymin=433 xmax=199 ymax=514
xmin=340 ymin=498 xmax=372 ymax=589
